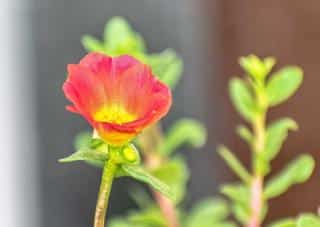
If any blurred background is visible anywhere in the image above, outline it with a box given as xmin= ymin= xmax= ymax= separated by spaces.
xmin=3 ymin=0 xmax=320 ymax=226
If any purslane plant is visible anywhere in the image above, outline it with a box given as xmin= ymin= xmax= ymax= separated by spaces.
xmin=219 ymin=55 xmax=316 ymax=227
xmin=60 ymin=53 xmax=174 ymax=227
xmin=59 ymin=17 xmax=318 ymax=227
xmin=79 ymin=17 xmax=231 ymax=227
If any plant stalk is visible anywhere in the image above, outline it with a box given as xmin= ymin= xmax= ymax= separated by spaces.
xmin=248 ymin=102 xmax=266 ymax=227
xmin=94 ymin=152 xmax=118 ymax=227
xmin=138 ymin=124 xmax=180 ymax=227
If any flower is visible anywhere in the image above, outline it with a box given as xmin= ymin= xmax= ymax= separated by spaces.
xmin=63 ymin=53 xmax=172 ymax=146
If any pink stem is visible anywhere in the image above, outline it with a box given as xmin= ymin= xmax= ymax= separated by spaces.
xmin=248 ymin=176 xmax=263 ymax=227
xmin=153 ymin=190 xmax=180 ymax=227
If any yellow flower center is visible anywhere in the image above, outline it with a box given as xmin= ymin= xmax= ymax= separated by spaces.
xmin=93 ymin=105 xmax=136 ymax=124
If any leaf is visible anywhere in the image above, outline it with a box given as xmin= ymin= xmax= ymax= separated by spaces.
xmin=127 ymin=206 xmax=166 ymax=226
xmin=264 ymin=154 xmax=315 ymax=199
xmin=159 ymin=118 xmax=207 ymax=156
xmin=237 ymin=125 xmax=253 ymax=144
xmin=220 ymin=183 xmax=251 ymax=225
xmin=58 ymin=148 xmax=107 ymax=167
xmin=269 ymin=218 xmax=296 ymax=227
xmin=129 ymin=187 xmax=153 ymax=209
xmin=266 ymin=66 xmax=303 ymax=106
xmin=121 ymin=164 xmax=174 ymax=200
xmin=185 ymin=198 xmax=236 ymax=227
xmin=148 ymin=49 xmax=183 ymax=88
xmin=239 ymin=55 xmax=275 ymax=79
xmin=229 ymin=78 xmax=257 ymax=121
xmin=264 ymin=118 xmax=298 ymax=161
xmin=60 ymin=131 xmax=108 ymax=168
xmin=231 ymin=202 xmax=250 ymax=225
xmin=297 ymin=214 xmax=320 ymax=227
xmin=73 ymin=131 xmax=92 ymax=150
xmin=151 ymin=157 xmax=189 ymax=203
xmin=81 ymin=35 xmax=105 ymax=52
xmin=103 ymin=17 xmax=146 ymax=54
xmin=220 ymin=183 xmax=249 ymax=207
xmin=109 ymin=218 xmax=133 ymax=227
xmin=218 ymin=146 xmax=251 ymax=183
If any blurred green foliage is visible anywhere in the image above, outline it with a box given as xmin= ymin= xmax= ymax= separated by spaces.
xmin=82 ymin=17 xmax=183 ymax=89
xmin=269 ymin=214 xmax=320 ymax=227
xmin=220 ymin=55 xmax=316 ymax=226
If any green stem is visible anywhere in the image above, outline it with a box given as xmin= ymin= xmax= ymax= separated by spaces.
xmin=94 ymin=150 xmax=118 ymax=227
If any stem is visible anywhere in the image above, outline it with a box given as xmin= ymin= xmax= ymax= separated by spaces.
xmin=153 ymin=190 xmax=180 ymax=227
xmin=138 ymin=125 xmax=180 ymax=227
xmin=94 ymin=151 xmax=118 ymax=227
xmin=248 ymin=101 xmax=266 ymax=227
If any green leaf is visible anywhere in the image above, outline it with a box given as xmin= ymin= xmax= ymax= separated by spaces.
xmin=103 ymin=17 xmax=146 ymax=55
xmin=121 ymin=164 xmax=174 ymax=200
xmin=73 ymin=131 xmax=92 ymax=150
xmin=297 ymin=214 xmax=320 ymax=227
xmin=237 ymin=125 xmax=253 ymax=144
xmin=266 ymin=66 xmax=303 ymax=106
xmin=58 ymin=148 xmax=107 ymax=167
xmin=109 ymin=218 xmax=133 ymax=227
xmin=185 ymin=198 xmax=236 ymax=227
xmin=59 ymin=131 xmax=108 ymax=168
xmin=231 ymin=202 xmax=250 ymax=225
xmin=220 ymin=183 xmax=251 ymax=225
xmin=129 ymin=187 xmax=153 ymax=209
xmin=218 ymin=146 xmax=251 ymax=183
xmin=264 ymin=118 xmax=298 ymax=161
xmin=229 ymin=78 xmax=257 ymax=121
xmin=128 ymin=206 xmax=166 ymax=226
xmin=269 ymin=218 xmax=296 ymax=227
xmin=159 ymin=118 xmax=207 ymax=156
xmin=239 ymin=55 xmax=276 ymax=80
xmin=151 ymin=157 xmax=189 ymax=204
xmin=220 ymin=183 xmax=249 ymax=207
xmin=81 ymin=35 xmax=105 ymax=52
xmin=148 ymin=49 xmax=183 ymax=89
xmin=264 ymin=154 xmax=315 ymax=199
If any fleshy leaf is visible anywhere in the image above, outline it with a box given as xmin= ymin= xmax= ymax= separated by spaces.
xmin=237 ymin=125 xmax=253 ymax=144
xmin=269 ymin=218 xmax=296 ymax=227
xmin=218 ymin=146 xmax=251 ymax=183
xmin=129 ymin=187 xmax=153 ymax=209
xmin=220 ymin=183 xmax=251 ymax=225
xmin=121 ymin=164 xmax=174 ymax=200
xmin=229 ymin=78 xmax=257 ymax=121
xmin=58 ymin=148 xmax=107 ymax=167
xmin=103 ymin=17 xmax=146 ymax=54
xmin=128 ymin=207 xmax=166 ymax=226
xmin=61 ymin=131 xmax=107 ymax=168
xmin=264 ymin=154 xmax=315 ymax=199
xmin=297 ymin=214 xmax=320 ymax=227
xmin=185 ymin=198 xmax=236 ymax=227
xmin=151 ymin=157 xmax=189 ymax=204
xmin=159 ymin=118 xmax=207 ymax=156
xmin=73 ymin=131 xmax=92 ymax=150
xmin=148 ymin=49 xmax=183 ymax=88
xmin=264 ymin=118 xmax=298 ymax=161
xmin=221 ymin=183 xmax=249 ymax=207
xmin=266 ymin=66 xmax=303 ymax=106
xmin=108 ymin=218 xmax=133 ymax=227
xmin=239 ymin=55 xmax=275 ymax=80
xmin=231 ymin=202 xmax=250 ymax=225
xmin=81 ymin=35 xmax=105 ymax=53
